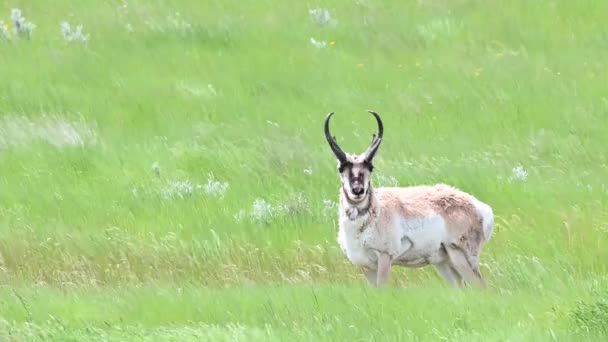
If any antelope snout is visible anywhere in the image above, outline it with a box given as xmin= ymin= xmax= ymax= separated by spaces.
xmin=352 ymin=186 xmax=364 ymax=196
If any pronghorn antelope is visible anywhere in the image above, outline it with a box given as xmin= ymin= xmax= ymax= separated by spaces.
xmin=324 ymin=111 xmax=494 ymax=288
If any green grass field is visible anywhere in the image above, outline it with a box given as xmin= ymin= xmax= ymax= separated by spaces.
xmin=1 ymin=0 xmax=607 ymax=340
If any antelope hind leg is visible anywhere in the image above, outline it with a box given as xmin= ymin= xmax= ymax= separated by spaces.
xmin=434 ymin=262 xmax=462 ymax=287
xmin=445 ymin=245 xmax=485 ymax=288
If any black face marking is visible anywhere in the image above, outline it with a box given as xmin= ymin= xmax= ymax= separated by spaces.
xmin=338 ymin=159 xmax=375 ymax=202
xmin=350 ymin=170 xmax=363 ymax=183
xmin=338 ymin=161 xmax=352 ymax=173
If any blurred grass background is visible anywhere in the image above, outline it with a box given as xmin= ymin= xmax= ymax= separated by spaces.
xmin=0 ymin=0 xmax=607 ymax=340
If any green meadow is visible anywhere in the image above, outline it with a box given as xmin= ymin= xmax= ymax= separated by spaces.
xmin=1 ymin=0 xmax=607 ymax=340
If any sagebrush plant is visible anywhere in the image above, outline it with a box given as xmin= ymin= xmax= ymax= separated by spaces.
xmin=11 ymin=8 xmax=36 ymax=38
xmin=60 ymin=21 xmax=89 ymax=44
xmin=308 ymin=8 xmax=336 ymax=28
xmin=251 ymin=198 xmax=274 ymax=222
xmin=0 ymin=0 xmax=607 ymax=340
xmin=510 ymin=164 xmax=528 ymax=182
xmin=204 ymin=173 xmax=229 ymax=198
xmin=0 ymin=8 xmax=36 ymax=40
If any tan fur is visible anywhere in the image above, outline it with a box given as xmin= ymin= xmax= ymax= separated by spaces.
xmin=339 ymin=184 xmax=485 ymax=246
xmin=338 ymin=183 xmax=491 ymax=288
xmin=325 ymin=110 xmax=493 ymax=288
xmin=375 ymin=184 xmax=484 ymax=241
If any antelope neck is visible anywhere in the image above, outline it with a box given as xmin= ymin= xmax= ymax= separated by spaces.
xmin=342 ymin=186 xmax=375 ymax=219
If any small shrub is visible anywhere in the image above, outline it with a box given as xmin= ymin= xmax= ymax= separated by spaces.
xmin=0 ymin=8 xmax=36 ymax=41
xmin=61 ymin=21 xmax=89 ymax=45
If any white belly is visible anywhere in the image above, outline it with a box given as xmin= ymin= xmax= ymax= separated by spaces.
xmin=337 ymin=213 xmax=449 ymax=268
xmin=394 ymin=215 xmax=448 ymax=266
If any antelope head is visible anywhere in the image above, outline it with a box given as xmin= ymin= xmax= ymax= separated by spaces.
xmin=324 ymin=110 xmax=384 ymax=204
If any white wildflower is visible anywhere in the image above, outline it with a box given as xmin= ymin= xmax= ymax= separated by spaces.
xmin=204 ymin=174 xmax=229 ymax=198
xmin=309 ymin=8 xmax=336 ymax=27
xmin=60 ymin=21 xmax=89 ymax=44
xmin=510 ymin=164 xmax=528 ymax=182
xmin=73 ymin=25 xmax=89 ymax=44
xmin=251 ymin=198 xmax=273 ymax=222
xmin=126 ymin=23 xmax=134 ymax=33
xmin=310 ymin=37 xmax=327 ymax=49
xmin=303 ymin=167 xmax=313 ymax=176
xmin=10 ymin=9 xmax=21 ymax=22
xmin=161 ymin=180 xmax=195 ymax=199
xmin=10 ymin=8 xmax=36 ymax=39
xmin=60 ymin=22 xmax=70 ymax=39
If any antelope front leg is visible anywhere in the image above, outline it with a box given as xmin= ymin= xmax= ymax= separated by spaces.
xmin=375 ymin=252 xmax=392 ymax=287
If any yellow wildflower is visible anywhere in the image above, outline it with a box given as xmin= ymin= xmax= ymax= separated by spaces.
xmin=329 ymin=41 xmax=336 ymax=46
xmin=357 ymin=63 xmax=364 ymax=68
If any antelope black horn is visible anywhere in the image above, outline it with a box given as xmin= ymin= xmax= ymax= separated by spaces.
xmin=324 ymin=112 xmax=347 ymax=163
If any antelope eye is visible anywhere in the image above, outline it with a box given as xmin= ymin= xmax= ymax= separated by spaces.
xmin=338 ymin=162 xmax=352 ymax=173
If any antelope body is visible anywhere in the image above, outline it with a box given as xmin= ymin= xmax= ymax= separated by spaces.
xmin=325 ymin=111 xmax=494 ymax=287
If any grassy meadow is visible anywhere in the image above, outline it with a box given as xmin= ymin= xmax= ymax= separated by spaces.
xmin=1 ymin=0 xmax=607 ymax=340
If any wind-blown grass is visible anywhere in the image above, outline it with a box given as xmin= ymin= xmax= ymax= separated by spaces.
xmin=0 ymin=0 xmax=607 ymax=340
